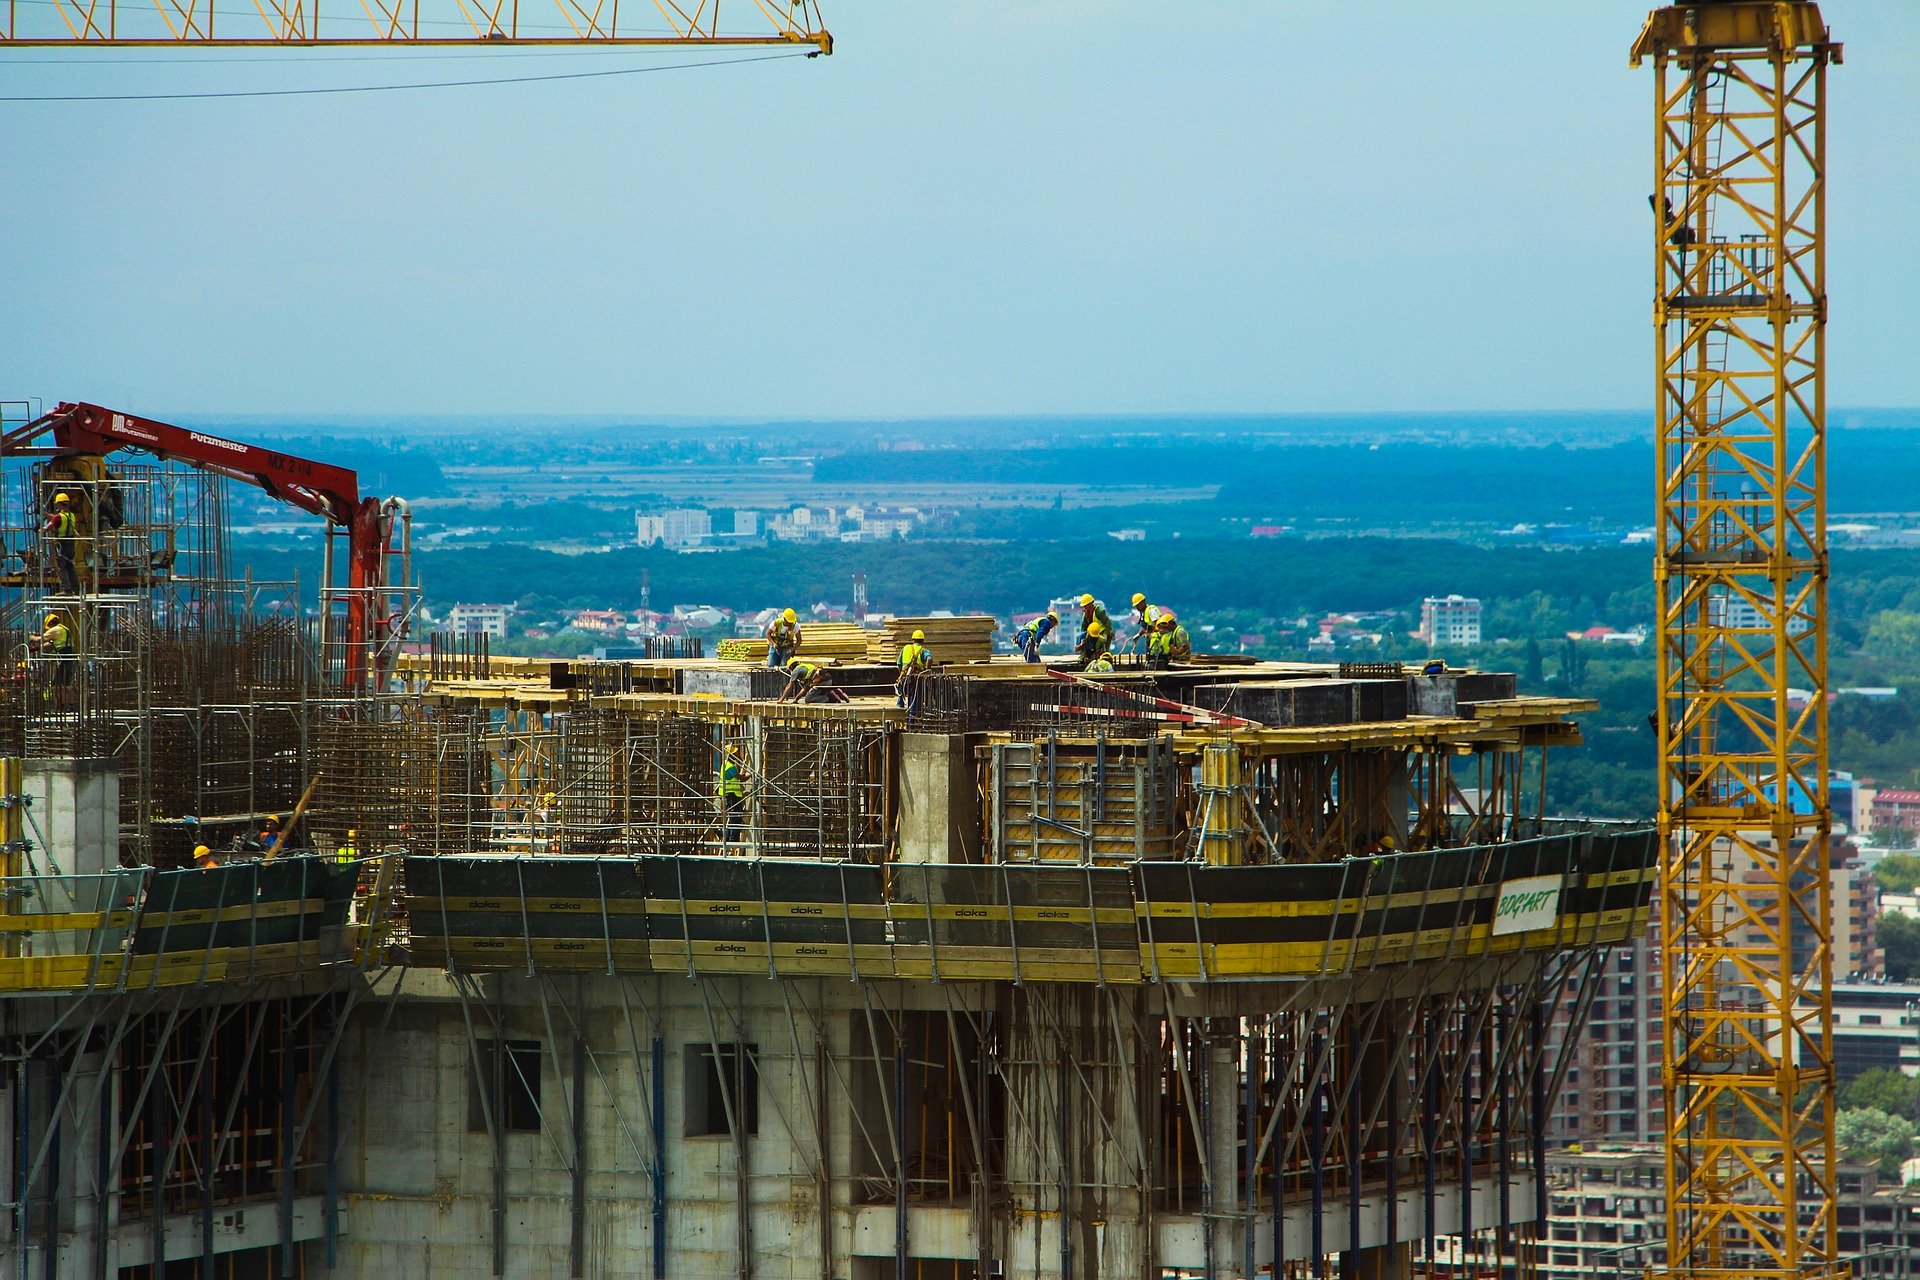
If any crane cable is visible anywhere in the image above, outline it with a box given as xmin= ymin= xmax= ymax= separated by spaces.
xmin=0 ymin=48 xmax=815 ymax=102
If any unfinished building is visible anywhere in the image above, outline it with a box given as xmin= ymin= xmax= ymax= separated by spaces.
xmin=0 ymin=449 xmax=1654 ymax=1280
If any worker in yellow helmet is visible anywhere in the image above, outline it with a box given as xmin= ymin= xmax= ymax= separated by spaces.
xmin=778 ymin=656 xmax=826 ymax=704
xmin=333 ymin=829 xmax=360 ymax=865
xmin=1085 ymin=652 xmax=1115 ymax=674
xmin=1148 ymin=610 xmax=1191 ymax=669
xmin=1126 ymin=593 xmax=1162 ymax=651
xmin=33 ymin=612 xmax=74 ymax=695
xmin=765 ymin=607 xmax=803 ymax=668
xmin=1075 ymin=594 xmax=1112 ymax=666
xmin=42 ymin=491 xmax=80 ymax=593
xmin=194 ymin=844 xmax=220 ymax=872
xmin=1012 ymin=609 xmax=1059 ymax=663
xmin=896 ymin=628 xmax=935 ymax=711
xmin=715 ymin=744 xmax=749 ymax=846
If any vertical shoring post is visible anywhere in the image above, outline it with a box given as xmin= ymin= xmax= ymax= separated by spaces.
xmin=570 ymin=1034 xmax=586 ymax=1279
xmin=95 ymin=1049 xmax=112 ymax=1280
xmin=279 ymin=1001 xmax=297 ymax=1279
xmin=1422 ymin=1005 xmax=1437 ymax=1258
xmin=325 ymin=1027 xmax=340 ymax=1271
xmin=1386 ymin=1008 xmax=1399 ymax=1263
xmin=1272 ymin=1016 xmax=1284 ymax=1280
xmin=1058 ymin=1043 xmax=1073 ymax=1280
xmin=1497 ymin=995 xmax=1512 ymax=1267
xmin=1243 ymin=1022 xmax=1256 ymax=1280
xmin=651 ymin=1031 xmax=666 ymax=1280
xmin=894 ymin=1017 xmax=907 ymax=1280
xmin=41 ymin=1045 xmax=61 ymax=1280
xmin=1346 ymin=1016 xmax=1361 ymax=1260
xmin=1459 ymin=1004 xmax=1474 ymax=1259
xmin=148 ymin=1033 xmax=165 ymax=1277
xmin=13 ymin=1052 xmax=28 ymax=1280
xmin=1531 ymin=995 xmax=1547 ymax=1272
xmin=490 ymin=1013 xmax=506 ymax=1276
xmin=1310 ymin=1018 xmax=1326 ymax=1280
xmin=816 ymin=1024 xmax=833 ymax=1280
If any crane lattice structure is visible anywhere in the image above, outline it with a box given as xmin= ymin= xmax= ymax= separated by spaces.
xmin=0 ymin=0 xmax=828 ymax=49
xmin=1633 ymin=5 xmax=1841 ymax=1280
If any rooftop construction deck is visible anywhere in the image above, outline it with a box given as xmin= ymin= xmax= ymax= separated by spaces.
xmin=0 ymin=456 xmax=1651 ymax=1280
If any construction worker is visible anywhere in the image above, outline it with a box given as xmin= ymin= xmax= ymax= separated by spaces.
xmin=765 ymin=608 xmax=802 ymax=668
xmin=1148 ymin=611 xmax=1191 ymax=669
xmin=715 ymin=745 xmax=748 ymax=846
xmin=243 ymin=813 xmax=283 ymax=854
xmin=42 ymin=492 xmax=79 ymax=594
xmin=778 ymin=656 xmax=827 ymax=704
xmin=1085 ymin=652 xmax=1115 ymax=674
xmin=1126 ymin=593 xmax=1161 ymax=651
xmin=1012 ymin=610 xmax=1059 ymax=663
xmin=194 ymin=844 xmax=220 ymax=871
xmin=333 ymin=829 xmax=360 ymax=864
xmin=32 ymin=612 xmax=73 ymax=693
xmin=896 ymin=629 xmax=934 ymax=711
xmin=1075 ymin=594 xmax=1111 ymax=666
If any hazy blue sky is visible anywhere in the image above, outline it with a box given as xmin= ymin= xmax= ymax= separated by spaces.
xmin=1 ymin=2 xmax=1914 ymax=419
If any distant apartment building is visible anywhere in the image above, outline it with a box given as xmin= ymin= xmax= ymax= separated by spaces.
xmin=1872 ymin=789 xmax=1920 ymax=836
xmin=1419 ymin=594 xmax=1482 ymax=646
xmin=1544 ymin=914 xmax=1664 ymax=1145
xmin=1531 ymin=1149 xmax=1920 ymax=1280
xmin=445 ymin=602 xmax=512 ymax=640
xmin=769 ymin=505 xmax=841 ymax=542
xmin=732 ymin=510 xmax=760 ymax=538
xmin=1812 ymin=980 xmax=1920 ymax=1080
xmin=635 ymin=508 xmax=712 ymax=548
xmin=1712 ymin=591 xmax=1812 ymax=635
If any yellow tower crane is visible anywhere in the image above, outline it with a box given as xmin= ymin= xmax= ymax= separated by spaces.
xmin=0 ymin=0 xmax=828 ymax=49
xmin=1633 ymin=6 xmax=1841 ymax=1280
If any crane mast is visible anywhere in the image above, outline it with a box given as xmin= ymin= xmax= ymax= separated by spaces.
xmin=1633 ymin=5 xmax=1840 ymax=1280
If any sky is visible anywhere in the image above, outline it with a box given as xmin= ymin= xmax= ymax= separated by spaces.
xmin=0 ymin=1 xmax=1915 ymax=420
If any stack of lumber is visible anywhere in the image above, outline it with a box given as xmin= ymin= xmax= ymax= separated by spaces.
xmin=715 ymin=622 xmax=873 ymax=663
xmin=867 ymin=615 xmax=998 ymax=664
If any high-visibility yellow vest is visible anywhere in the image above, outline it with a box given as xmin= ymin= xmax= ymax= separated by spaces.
xmin=717 ymin=760 xmax=745 ymax=798
xmin=899 ymin=642 xmax=932 ymax=671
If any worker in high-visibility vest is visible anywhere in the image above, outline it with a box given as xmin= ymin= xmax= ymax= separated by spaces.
xmin=765 ymin=608 xmax=802 ymax=668
xmin=715 ymin=746 xmax=748 ymax=846
xmin=1148 ymin=611 xmax=1192 ymax=669
xmin=1126 ymin=593 xmax=1161 ymax=651
xmin=42 ymin=492 xmax=79 ymax=594
xmin=778 ymin=656 xmax=826 ymax=704
xmin=1075 ymin=594 xmax=1111 ymax=666
xmin=1012 ymin=610 xmax=1059 ymax=663
xmin=333 ymin=829 xmax=360 ymax=864
xmin=33 ymin=612 xmax=74 ymax=693
xmin=1085 ymin=653 xmax=1115 ymax=674
xmin=896 ymin=629 xmax=934 ymax=711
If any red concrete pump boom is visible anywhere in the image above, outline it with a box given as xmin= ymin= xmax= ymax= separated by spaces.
xmin=2 ymin=401 xmax=402 ymax=690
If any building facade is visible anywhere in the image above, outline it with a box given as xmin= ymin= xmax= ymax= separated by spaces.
xmin=446 ymin=602 xmax=512 ymax=639
xmin=1420 ymin=595 xmax=1483 ymax=646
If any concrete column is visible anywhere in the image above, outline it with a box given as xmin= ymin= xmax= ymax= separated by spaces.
xmin=22 ymin=759 xmax=119 ymax=877
xmin=1089 ymin=991 xmax=1151 ymax=1280
xmin=1206 ymin=1023 xmax=1242 ymax=1279
xmin=898 ymin=733 xmax=979 ymax=864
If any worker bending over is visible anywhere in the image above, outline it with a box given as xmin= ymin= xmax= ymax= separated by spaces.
xmin=765 ymin=608 xmax=802 ymax=668
xmin=1149 ymin=611 xmax=1192 ymax=669
xmin=896 ymin=629 xmax=934 ymax=711
xmin=1012 ymin=610 xmax=1058 ymax=663
xmin=1125 ymin=593 xmax=1161 ymax=651
xmin=1075 ymin=594 xmax=1111 ymax=667
xmin=778 ymin=656 xmax=827 ymax=703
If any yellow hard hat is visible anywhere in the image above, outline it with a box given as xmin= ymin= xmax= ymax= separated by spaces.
xmin=52 ymin=492 xmax=70 ymax=505
xmin=268 ymin=813 xmax=283 ymax=825
xmin=193 ymin=844 xmax=212 ymax=859
xmin=1088 ymin=620 xmax=1109 ymax=637
xmin=1078 ymin=593 xmax=1094 ymax=607
xmin=786 ymin=656 xmax=804 ymax=668
xmin=912 ymin=629 xmax=925 ymax=641
xmin=1156 ymin=611 xmax=1177 ymax=628
xmin=347 ymin=828 xmax=357 ymax=837
xmin=43 ymin=613 xmax=59 ymax=626
xmin=1046 ymin=610 xmax=1058 ymax=622
xmin=1131 ymin=592 xmax=1147 ymax=609
xmin=782 ymin=608 xmax=797 ymax=623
